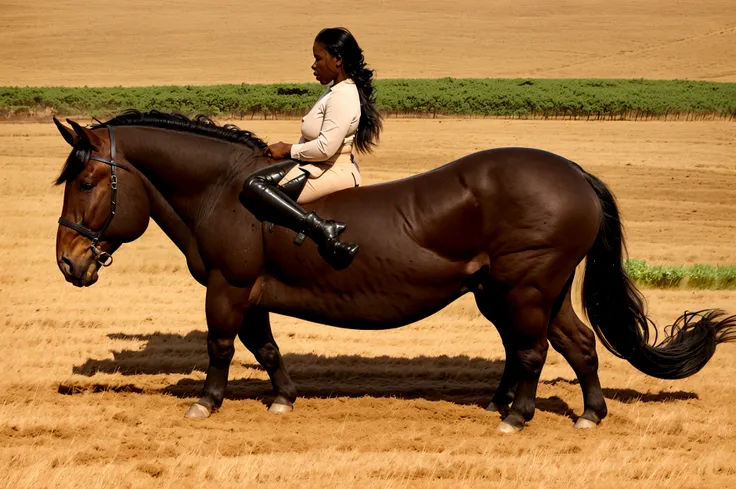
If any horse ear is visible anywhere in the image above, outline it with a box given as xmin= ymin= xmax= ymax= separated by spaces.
xmin=53 ymin=116 xmax=78 ymax=147
xmin=66 ymin=118 xmax=102 ymax=148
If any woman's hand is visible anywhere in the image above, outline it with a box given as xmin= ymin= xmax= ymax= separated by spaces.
xmin=264 ymin=141 xmax=292 ymax=160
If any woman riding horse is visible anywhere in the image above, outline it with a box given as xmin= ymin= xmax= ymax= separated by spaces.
xmin=52 ymin=111 xmax=736 ymax=432
xmin=239 ymin=27 xmax=383 ymax=270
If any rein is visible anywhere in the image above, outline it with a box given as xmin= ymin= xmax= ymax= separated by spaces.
xmin=58 ymin=125 xmax=131 ymax=267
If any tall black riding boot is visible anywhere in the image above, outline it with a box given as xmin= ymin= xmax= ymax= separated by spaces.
xmin=239 ymin=161 xmax=359 ymax=270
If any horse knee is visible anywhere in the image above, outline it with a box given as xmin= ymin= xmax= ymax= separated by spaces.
xmin=207 ymin=337 xmax=235 ymax=362
xmin=517 ymin=343 xmax=548 ymax=378
xmin=257 ymin=343 xmax=281 ymax=371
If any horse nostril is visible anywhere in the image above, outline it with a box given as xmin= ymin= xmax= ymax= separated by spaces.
xmin=61 ymin=255 xmax=74 ymax=275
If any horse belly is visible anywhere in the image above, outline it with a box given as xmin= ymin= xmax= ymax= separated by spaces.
xmin=257 ymin=256 xmax=470 ymax=330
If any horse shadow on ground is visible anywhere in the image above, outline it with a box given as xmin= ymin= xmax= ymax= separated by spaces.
xmin=66 ymin=331 xmax=698 ymax=418
xmin=541 ymin=377 xmax=698 ymax=404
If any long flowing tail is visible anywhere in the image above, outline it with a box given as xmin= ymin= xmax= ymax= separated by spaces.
xmin=580 ymin=170 xmax=736 ymax=379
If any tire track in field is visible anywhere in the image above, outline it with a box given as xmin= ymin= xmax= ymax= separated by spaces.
xmin=536 ymin=24 xmax=736 ymax=76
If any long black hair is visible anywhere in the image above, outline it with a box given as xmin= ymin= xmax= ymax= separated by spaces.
xmin=315 ymin=27 xmax=382 ymax=154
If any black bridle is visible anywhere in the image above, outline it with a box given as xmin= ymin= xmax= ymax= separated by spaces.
xmin=58 ymin=125 xmax=131 ymax=267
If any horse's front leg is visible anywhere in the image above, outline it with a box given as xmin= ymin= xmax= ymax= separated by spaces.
xmin=185 ymin=270 xmax=251 ymax=419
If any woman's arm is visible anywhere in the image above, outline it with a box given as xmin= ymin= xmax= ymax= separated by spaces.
xmin=264 ymin=136 xmax=306 ymax=160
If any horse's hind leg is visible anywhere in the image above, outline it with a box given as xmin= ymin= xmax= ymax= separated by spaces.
xmin=474 ymin=291 xmax=518 ymax=414
xmin=480 ymin=252 xmax=583 ymax=432
xmin=238 ymin=308 xmax=297 ymax=413
xmin=475 ymin=280 xmax=552 ymax=432
xmin=494 ymin=285 xmax=552 ymax=432
xmin=548 ymin=288 xmax=608 ymax=428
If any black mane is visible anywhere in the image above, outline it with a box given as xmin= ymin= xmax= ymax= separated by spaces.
xmin=56 ymin=110 xmax=267 ymax=184
xmin=93 ymin=110 xmax=268 ymax=151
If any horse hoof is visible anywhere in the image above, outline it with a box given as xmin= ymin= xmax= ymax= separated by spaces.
xmin=496 ymin=421 xmax=523 ymax=433
xmin=268 ymin=403 xmax=293 ymax=414
xmin=574 ymin=418 xmax=598 ymax=429
xmin=184 ymin=402 xmax=211 ymax=419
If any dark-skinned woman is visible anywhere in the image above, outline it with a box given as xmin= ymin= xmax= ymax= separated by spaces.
xmin=239 ymin=27 xmax=382 ymax=270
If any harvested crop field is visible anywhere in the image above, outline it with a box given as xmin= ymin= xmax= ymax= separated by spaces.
xmin=1 ymin=0 xmax=735 ymax=86
xmin=1 ymin=119 xmax=735 ymax=488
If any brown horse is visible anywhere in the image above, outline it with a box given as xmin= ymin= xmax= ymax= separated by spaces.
xmin=53 ymin=111 xmax=735 ymax=432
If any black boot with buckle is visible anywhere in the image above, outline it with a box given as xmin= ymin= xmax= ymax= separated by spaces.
xmin=239 ymin=161 xmax=359 ymax=270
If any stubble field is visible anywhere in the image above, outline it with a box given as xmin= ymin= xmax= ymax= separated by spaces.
xmin=1 ymin=0 xmax=735 ymax=86
xmin=1 ymin=1 xmax=736 ymax=488
xmin=1 ymin=119 xmax=735 ymax=488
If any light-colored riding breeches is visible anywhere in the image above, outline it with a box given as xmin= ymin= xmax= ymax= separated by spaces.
xmin=279 ymin=157 xmax=361 ymax=204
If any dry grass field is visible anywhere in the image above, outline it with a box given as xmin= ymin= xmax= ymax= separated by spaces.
xmin=1 ymin=119 xmax=735 ymax=488
xmin=1 ymin=0 xmax=735 ymax=86
xmin=2 ymin=0 xmax=736 ymax=487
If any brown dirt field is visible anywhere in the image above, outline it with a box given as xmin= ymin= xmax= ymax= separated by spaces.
xmin=1 ymin=0 xmax=735 ymax=86
xmin=1 ymin=119 xmax=735 ymax=488
xmin=2 ymin=1 xmax=736 ymax=484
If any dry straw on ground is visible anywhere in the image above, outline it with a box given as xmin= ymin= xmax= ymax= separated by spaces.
xmin=1 ymin=119 xmax=735 ymax=488
xmin=1 ymin=0 xmax=736 ymax=487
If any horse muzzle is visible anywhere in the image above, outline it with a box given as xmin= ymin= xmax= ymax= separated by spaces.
xmin=58 ymin=252 xmax=100 ymax=287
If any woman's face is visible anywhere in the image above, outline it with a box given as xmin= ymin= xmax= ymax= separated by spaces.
xmin=311 ymin=42 xmax=341 ymax=85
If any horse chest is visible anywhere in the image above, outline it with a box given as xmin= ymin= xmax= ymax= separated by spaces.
xmin=192 ymin=223 xmax=264 ymax=286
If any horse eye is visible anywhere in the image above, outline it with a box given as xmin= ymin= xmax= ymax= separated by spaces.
xmin=80 ymin=181 xmax=95 ymax=192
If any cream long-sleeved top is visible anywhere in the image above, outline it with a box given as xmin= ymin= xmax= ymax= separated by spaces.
xmin=289 ymin=78 xmax=361 ymax=170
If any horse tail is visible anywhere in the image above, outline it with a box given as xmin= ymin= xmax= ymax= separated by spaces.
xmin=579 ymin=169 xmax=736 ymax=379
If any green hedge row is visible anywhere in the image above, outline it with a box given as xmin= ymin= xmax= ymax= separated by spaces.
xmin=1 ymin=78 xmax=735 ymax=120
xmin=624 ymin=259 xmax=736 ymax=289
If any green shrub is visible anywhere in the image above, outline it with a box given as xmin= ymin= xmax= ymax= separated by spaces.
xmin=644 ymin=265 xmax=685 ymax=288
xmin=624 ymin=260 xmax=735 ymax=289
xmin=2 ymin=78 xmax=735 ymax=119
xmin=625 ymin=259 xmax=649 ymax=283
xmin=715 ymin=266 xmax=736 ymax=289
xmin=688 ymin=264 xmax=717 ymax=289
xmin=625 ymin=260 xmax=684 ymax=288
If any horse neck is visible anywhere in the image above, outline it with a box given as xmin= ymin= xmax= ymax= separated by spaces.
xmin=119 ymin=125 xmax=254 ymax=193
xmin=116 ymin=126 xmax=260 ymax=251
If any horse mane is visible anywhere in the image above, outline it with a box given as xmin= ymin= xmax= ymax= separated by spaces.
xmin=93 ymin=109 xmax=268 ymax=151
xmin=55 ymin=110 xmax=268 ymax=185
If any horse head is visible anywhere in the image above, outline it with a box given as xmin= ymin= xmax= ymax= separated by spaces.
xmin=53 ymin=117 xmax=151 ymax=286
